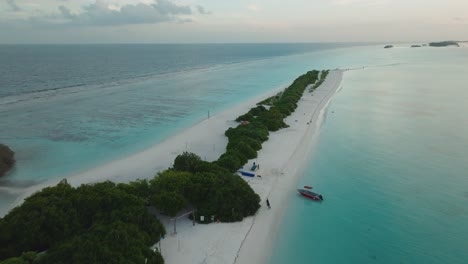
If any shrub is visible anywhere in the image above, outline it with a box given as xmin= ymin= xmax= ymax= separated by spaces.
xmin=0 ymin=181 xmax=165 ymax=263
xmin=151 ymin=191 xmax=187 ymax=217
xmin=173 ymin=152 xmax=204 ymax=173
xmin=235 ymin=113 xmax=254 ymax=122
xmin=148 ymin=157 xmax=261 ymax=224
xmin=215 ymin=152 xmax=242 ymax=172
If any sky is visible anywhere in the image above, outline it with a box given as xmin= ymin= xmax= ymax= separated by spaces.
xmin=0 ymin=0 xmax=467 ymax=43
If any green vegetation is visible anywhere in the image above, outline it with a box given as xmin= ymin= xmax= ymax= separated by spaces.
xmin=219 ymin=70 xmax=320 ymax=173
xmin=309 ymin=70 xmax=329 ymax=92
xmin=235 ymin=105 xmax=267 ymax=122
xmin=0 ymin=69 xmax=327 ymax=263
xmin=0 ymin=144 xmax=15 ymax=177
xmin=0 ymin=181 xmax=165 ymax=264
xmin=428 ymin=41 xmax=459 ymax=47
xmin=153 ymin=157 xmax=261 ymax=223
xmin=256 ymin=92 xmax=282 ymax=106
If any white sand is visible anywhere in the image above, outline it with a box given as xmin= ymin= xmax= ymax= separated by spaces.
xmin=6 ymin=82 xmax=290 ymax=213
xmin=160 ymin=70 xmax=343 ymax=264
xmin=5 ymin=70 xmax=343 ymax=264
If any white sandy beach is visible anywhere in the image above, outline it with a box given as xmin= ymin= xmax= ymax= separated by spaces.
xmin=6 ymin=70 xmax=343 ymax=264
xmin=5 ymin=82 xmax=290 ymax=212
xmin=159 ymin=70 xmax=343 ymax=264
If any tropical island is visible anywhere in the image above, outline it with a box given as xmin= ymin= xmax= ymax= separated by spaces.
xmin=0 ymin=70 xmax=328 ymax=263
xmin=428 ymin=41 xmax=459 ymax=47
xmin=0 ymin=144 xmax=15 ymax=177
xmin=384 ymin=45 xmax=394 ymax=49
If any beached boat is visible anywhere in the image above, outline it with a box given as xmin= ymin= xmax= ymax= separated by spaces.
xmin=297 ymin=188 xmax=323 ymax=201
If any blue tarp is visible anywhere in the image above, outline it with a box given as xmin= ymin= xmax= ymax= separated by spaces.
xmin=240 ymin=171 xmax=255 ymax=177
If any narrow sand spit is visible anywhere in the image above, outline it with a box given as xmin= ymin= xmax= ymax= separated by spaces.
xmin=160 ymin=70 xmax=343 ymax=264
xmin=5 ymin=70 xmax=343 ymax=264
xmin=6 ymin=81 xmax=289 ymax=214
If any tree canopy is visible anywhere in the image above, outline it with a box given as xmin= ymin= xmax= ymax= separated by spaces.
xmin=217 ymin=70 xmax=320 ymax=172
xmin=0 ymin=181 xmax=165 ymax=264
xmin=0 ymin=69 xmax=326 ymax=263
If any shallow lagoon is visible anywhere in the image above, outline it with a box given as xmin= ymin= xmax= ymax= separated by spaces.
xmin=270 ymin=47 xmax=468 ymax=264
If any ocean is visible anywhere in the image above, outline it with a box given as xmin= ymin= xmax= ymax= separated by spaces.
xmin=1 ymin=43 xmax=467 ymax=263
xmin=0 ymin=43 xmax=364 ymax=214
xmin=270 ymin=47 xmax=468 ymax=263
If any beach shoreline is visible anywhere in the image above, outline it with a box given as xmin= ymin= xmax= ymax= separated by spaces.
xmin=158 ymin=70 xmax=343 ymax=264
xmin=2 ymin=70 xmax=343 ymax=264
xmin=234 ymin=70 xmax=343 ymax=264
xmin=2 ymin=80 xmax=292 ymax=216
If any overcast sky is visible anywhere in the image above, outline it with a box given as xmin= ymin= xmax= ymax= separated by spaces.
xmin=1 ymin=0 xmax=467 ymax=43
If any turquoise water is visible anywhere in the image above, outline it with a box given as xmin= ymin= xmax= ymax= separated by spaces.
xmin=0 ymin=44 xmax=378 ymax=215
xmin=270 ymin=47 xmax=468 ymax=263
xmin=0 ymin=44 xmax=360 ymax=185
xmin=3 ymin=44 xmax=468 ymax=264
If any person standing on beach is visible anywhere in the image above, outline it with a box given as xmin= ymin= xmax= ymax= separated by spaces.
xmin=266 ymin=199 xmax=271 ymax=209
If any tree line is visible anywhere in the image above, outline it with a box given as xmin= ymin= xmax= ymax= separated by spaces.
xmin=0 ymin=70 xmax=324 ymax=264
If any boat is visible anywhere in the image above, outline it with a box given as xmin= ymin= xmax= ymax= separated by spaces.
xmin=304 ymin=185 xmax=313 ymax=189
xmin=297 ymin=188 xmax=323 ymax=201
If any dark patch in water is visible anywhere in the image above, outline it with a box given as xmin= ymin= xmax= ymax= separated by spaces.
xmin=0 ymin=178 xmax=40 ymax=188
xmin=371 ymin=255 xmax=377 ymax=260
xmin=464 ymin=191 xmax=468 ymax=198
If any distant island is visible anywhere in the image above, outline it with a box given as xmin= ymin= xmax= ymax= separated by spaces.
xmin=384 ymin=45 xmax=394 ymax=49
xmin=411 ymin=45 xmax=422 ymax=48
xmin=428 ymin=41 xmax=459 ymax=47
xmin=0 ymin=144 xmax=15 ymax=177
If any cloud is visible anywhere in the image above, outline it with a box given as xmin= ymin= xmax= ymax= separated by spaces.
xmin=34 ymin=0 xmax=194 ymax=26
xmin=58 ymin=6 xmax=77 ymax=20
xmin=196 ymin=5 xmax=211 ymax=15
xmin=246 ymin=4 xmax=260 ymax=12
xmin=6 ymin=0 xmax=21 ymax=12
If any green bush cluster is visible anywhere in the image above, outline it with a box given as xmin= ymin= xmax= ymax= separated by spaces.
xmin=0 ymin=181 xmax=165 ymax=264
xmin=218 ymin=70 xmax=320 ymax=172
xmin=220 ymin=122 xmax=269 ymax=172
xmin=309 ymin=70 xmax=329 ymax=92
xmin=0 ymin=69 xmax=327 ymax=263
xmin=235 ymin=105 xmax=267 ymax=122
xmin=153 ymin=153 xmax=260 ymax=223
xmin=256 ymin=92 xmax=282 ymax=106
xmin=0 ymin=144 xmax=15 ymax=177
